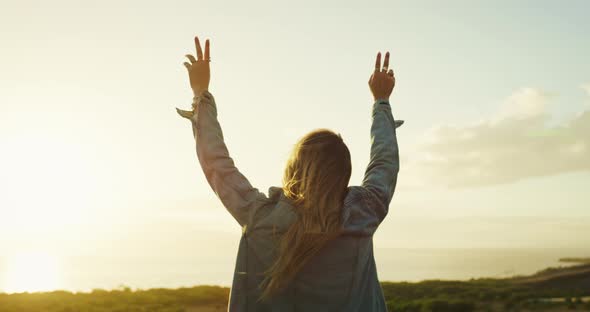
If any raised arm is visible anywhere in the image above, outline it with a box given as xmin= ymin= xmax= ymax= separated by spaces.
xmin=176 ymin=36 xmax=267 ymax=227
xmin=361 ymin=51 xmax=401 ymax=224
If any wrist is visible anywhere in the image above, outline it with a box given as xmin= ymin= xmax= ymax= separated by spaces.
xmin=192 ymin=88 xmax=208 ymax=97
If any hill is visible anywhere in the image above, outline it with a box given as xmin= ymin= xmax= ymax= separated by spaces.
xmin=382 ymin=263 xmax=590 ymax=311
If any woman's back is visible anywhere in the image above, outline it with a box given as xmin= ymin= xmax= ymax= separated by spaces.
xmin=177 ymin=38 xmax=399 ymax=311
xmin=230 ymin=186 xmax=390 ymax=311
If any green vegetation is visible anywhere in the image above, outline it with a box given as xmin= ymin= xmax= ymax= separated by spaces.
xmin=0 ymin=286 xmax=229 ymax=312
xmin=1 ymin=264 xmax=589 ymax=312
xmin=383 ymin=263 xmax=590 ymax=311
xmin=382 ymin=279 xmax=589 ymax=311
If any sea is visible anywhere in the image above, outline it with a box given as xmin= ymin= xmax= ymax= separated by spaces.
xmin=1 ymin=247 xmax=588 ymax=293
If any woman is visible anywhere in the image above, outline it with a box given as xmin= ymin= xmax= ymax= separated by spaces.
xmin=177 ymin=36 xmax=401 ymax=311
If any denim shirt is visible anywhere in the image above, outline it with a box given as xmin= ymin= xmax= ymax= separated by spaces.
xmin=177 ymin=91 xmax=401 ymax=311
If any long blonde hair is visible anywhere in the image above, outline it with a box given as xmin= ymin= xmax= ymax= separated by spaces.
xmin=260 ymin=129 xmax=352 ymax=300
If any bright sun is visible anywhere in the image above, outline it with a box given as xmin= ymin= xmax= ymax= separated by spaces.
xmin=3 ymin=251 xmax=61 ymax=293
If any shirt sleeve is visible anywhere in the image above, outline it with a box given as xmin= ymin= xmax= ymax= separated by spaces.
xmin=176 ymin=91 xmax=268 ymax=227
xmin=360 ymin=99 xmax=401 ymax=226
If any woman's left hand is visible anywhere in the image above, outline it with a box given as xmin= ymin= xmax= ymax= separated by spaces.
xmin=184 ymin=36 xmax=211 ymax=96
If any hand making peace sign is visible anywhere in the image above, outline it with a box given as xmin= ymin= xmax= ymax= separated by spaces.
xmin=368 ymin=51 xmax=395 ymax=102
xmin=184 ymin=36 xmax=211 ymax=96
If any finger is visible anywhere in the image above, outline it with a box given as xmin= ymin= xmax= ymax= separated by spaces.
xmin=183 ymin=62 xmax=191 ymax=70
xmin=374 ymin=52 xmax=381 ymax=72
xmin=185 ymin=54 xmax=197 ymax=64
xmin=195 ymin=36 xmax=204 ymax=60
xmin=387 ymin=69 xmax=394 ymax=77
xmin=204 ymin=39 xmax=210 ymax=61
xmin=383 ymin=52 xmax=390 ymax=71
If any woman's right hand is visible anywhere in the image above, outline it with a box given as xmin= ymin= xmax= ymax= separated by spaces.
xmin=184 ymin=36 xmax=211 ymax=96
xmin=368 ymin=52 xmax=395 ymax=102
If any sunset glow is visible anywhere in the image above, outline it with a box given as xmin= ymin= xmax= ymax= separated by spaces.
xmin=3 ymin=251 xmax=61 ymax=293
xmin=0 ymin=0 xmax=588 ymax=296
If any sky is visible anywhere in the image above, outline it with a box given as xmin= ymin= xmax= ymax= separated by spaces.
xmin=0 ymin=0 xmax=589 ymax=292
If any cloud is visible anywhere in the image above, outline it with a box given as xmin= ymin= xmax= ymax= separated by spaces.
xmin=407 ymin=88 xmax=590 ymax=188
xmin=582 ymin=83 xmax=590 ymax=96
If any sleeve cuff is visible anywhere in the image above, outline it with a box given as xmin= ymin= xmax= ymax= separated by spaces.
xmin=372 ymin=99 xmax=391 ymax=114
xmin=371 ymin=99 xmax=404 ymax=128
xmin=176 ymin=94 xmax=202 ymax=120
xmin=176 ymin=107 xmax=194 ymax=119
